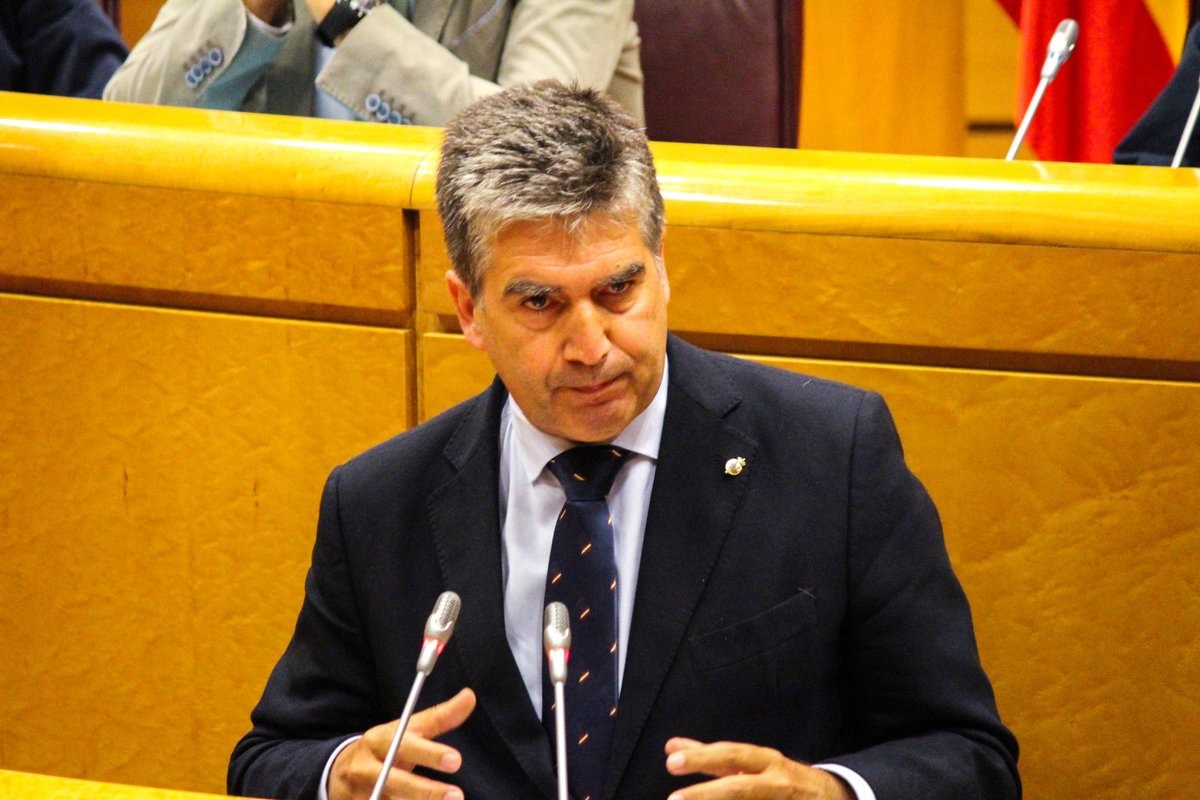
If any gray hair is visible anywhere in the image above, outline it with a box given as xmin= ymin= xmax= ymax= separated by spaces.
xmin=436 ymin=80 xmax=665 ymax=296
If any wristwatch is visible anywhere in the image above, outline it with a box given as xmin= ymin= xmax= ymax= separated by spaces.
xmin=315 ymin=0 xmax=380 ymax=47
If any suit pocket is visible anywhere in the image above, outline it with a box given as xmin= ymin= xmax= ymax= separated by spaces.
xmin=688 ymin=590 xmax=818 ymax=673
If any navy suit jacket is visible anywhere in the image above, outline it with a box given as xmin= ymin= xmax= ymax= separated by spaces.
xmin=229 ymin=336 xmax=1020 ymax=800
xmin=0 ymin=0 xmax=127 ymax=98
xmin=1115 ymin=23 xmax=1200 ymax=167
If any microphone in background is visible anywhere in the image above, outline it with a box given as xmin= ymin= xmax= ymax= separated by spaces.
xmin=543 ymin=602 xmax=572 ymax=800
xmin=1170 ymin=73 xmax=1200 ymax=168
xmin=1007 ymin=18 xmax=1080 ymax=161
xmin=368 ymin=591 xmax=462 ymax=800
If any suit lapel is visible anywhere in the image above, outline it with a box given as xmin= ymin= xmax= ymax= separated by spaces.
xmin=428 ymin=380 xmax=558 ymax=800
xmin=605 ymin=337 xmax=759 ymax=798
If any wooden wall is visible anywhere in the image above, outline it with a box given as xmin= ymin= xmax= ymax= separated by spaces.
xmin=0 ymin=95 xmax=426 ymax=792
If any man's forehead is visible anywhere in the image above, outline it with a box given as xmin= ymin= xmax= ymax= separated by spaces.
xmin=479 ymin=216 xmax=648 ymax=284
xmin=493 ymin=214 xmax=638 ymax=250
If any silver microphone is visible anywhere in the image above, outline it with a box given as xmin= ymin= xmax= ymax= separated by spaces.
xmin=543 ymin=601 xmax=572 ymax=684
xmin=543 ymin=602 xmax=572 ymax=800
xmin=1007 ymin=18 xmax=1080 ymax=160
xmin=369 ymin=591 xmax=462 ymax=800
xmin=417 ymin=590 xmax=461 ymax=674
xmin=1040 ymin=18 xmax=1080 ymax=81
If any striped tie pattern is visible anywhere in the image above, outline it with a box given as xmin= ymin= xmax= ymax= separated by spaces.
xmin=543 ymin=445 xmax=631 ymax=800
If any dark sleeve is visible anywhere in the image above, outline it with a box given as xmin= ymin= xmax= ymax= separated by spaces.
xmin=1114 ymin=23 xmax=1200 ymax=167
xmin=4 ymin=0 xmax=128 ymax=98
xmin=228 ymin=466 xmax=382 ymax=800
xmin=827 ymin=392 xmax=1021 ymax=800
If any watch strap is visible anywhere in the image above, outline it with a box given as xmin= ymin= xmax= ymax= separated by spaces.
xmin=315 ymin=0 xmax=370 ymax=47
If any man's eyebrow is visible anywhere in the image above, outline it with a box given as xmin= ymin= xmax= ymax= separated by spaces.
xmin=600 ymin=263 xmax=645 ymax=288
xmin=503 ymin=279 xmax=557 ymax=298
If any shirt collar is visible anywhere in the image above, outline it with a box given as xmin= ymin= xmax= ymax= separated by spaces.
xmin=503 ymin=356 xmax=669 ymax=487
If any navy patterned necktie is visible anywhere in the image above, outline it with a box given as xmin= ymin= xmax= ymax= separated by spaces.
xmin=542 ymin=445 xmax=632 ymax=800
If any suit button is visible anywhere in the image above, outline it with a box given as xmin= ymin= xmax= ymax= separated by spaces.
xmin=388 ymin=110 xmax=403 ymax=124
xmin=365 ymin=93 xmax=382 ymax=113
xmin=375 ymin=100 xmax=391 ymax=121
xmin=207 ymin=47 xmax=224 ymax=67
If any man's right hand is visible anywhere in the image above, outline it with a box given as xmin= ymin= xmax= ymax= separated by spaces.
xmin=330 ymin=688 xmax=478 ymax=800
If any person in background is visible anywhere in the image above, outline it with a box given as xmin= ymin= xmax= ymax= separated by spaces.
xmin=103 ymin=0 xmax=642 ymax=125
xmin=1114 ymin=22 xmax=1200 ymax=167
xmin=227 ymin=80 xmax=1020 ymax=800
xmin=1 ymin=0 xmax=128 ymax=98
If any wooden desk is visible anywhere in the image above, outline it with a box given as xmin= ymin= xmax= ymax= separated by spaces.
xmin=0 ymin=771 xmax=229 ymax=800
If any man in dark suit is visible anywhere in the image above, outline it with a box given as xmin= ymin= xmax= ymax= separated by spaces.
xmin=1115 ymin=22 xmax=1200 ymax=167
xmin=229 ymin=81 xmax=1020 ymax=800
xmin=0 ymin=0 xmax=127 ymax=98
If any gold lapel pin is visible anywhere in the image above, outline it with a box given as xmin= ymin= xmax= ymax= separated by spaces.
xmin=724 ymin=456 xmax=747 ymax=476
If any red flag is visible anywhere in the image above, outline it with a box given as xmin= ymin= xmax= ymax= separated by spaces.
xmin=1000 ymin=1 xmax=1179 ymax=162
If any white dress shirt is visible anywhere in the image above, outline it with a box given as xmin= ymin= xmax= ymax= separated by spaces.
xmin=498 ymin=359 xmax=668 ymax=717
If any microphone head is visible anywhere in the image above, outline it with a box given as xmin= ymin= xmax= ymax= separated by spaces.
xmin=1041 ymin=18 xmax=1079 ymax=79
xmin=543 ymin=601 xmax=572 ymax=652
xmin=425 ymin=591 xmax=461 ymax=645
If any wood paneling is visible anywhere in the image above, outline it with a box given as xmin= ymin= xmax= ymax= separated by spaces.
xmin=800 ymin=0 xmax=966 ymax=155
xmin=118 ymin=0 xmax=164 ymax=46
xmin=0 ymin=295 xmax=411 ymax=792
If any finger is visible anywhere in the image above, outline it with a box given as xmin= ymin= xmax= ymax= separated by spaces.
xmin=362 ymin=690 xmax=476 ymax=775
xmin=664 ymin=737 xmax=703 ymax=755
xmin=329 ymin=737 xmax=461 ymax=800
xmin=409 ymin=688 xmax=477 ymax=739
xmin=381 ymin=765 xmax=465 ymax=800
xmin=666 ymin=740 xmax=778 ymax=778
xmin=395 ymin=732 xmax=464 ymax=776
xmin=667 ymin=772 xmax=763 ymax=800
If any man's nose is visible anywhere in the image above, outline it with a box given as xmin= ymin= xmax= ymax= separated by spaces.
xmin=562 ymin=303 xmax=610 ymax=365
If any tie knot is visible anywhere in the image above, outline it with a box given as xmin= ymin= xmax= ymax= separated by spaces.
xmin=547 ymin=445 xmax=632 ymax=501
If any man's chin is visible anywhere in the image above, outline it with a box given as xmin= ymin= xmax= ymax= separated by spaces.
xmin=552 ymin=398 xmax=635 ymax=444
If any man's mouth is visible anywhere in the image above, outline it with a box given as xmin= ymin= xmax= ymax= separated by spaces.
xmin=564 ymin=375 xmax=621 ymax=395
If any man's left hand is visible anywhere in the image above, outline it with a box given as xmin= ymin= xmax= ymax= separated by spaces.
xmin=664 ymin=738 xmax=853 ymax=800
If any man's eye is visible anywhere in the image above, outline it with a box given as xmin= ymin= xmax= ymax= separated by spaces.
xmin=607 ymin=280 xmax=632 ymax=294
xmin=524 ymin=294 xmax=551 ymax=310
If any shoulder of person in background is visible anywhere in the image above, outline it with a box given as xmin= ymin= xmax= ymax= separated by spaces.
xmin=0 ymin=0 xmax=128 ymax=98
xmin=1114 ymin=22 xmax=1200 ymax=168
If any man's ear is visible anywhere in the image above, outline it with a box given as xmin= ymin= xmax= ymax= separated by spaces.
xmin=446 ymin=270 xmax=485 ymax=350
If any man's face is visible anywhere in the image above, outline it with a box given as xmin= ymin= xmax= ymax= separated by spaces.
xmin=448 ymin=216 xmax=669 ymax=444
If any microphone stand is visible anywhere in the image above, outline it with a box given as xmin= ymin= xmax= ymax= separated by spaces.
xmin=1007 ymin=77 xmax=1050 ymax=161
xmin=552 ymin=680 xmax=569 ymax=800
xmin=543 ymin=601 xmax=572 ymax=800
xmin=368 ymin=592 xmax=460 ymax=800
xmin=1007 ymin=19 xmax=1078 ymax=161
xmin=369 ymin=670 xmax=429 ymax=800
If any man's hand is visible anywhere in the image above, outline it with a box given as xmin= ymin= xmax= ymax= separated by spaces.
xmin=664 ymin=738 xmax=854 ymax=800
xmin=330 ymin=688 xmax=477 ymax=800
